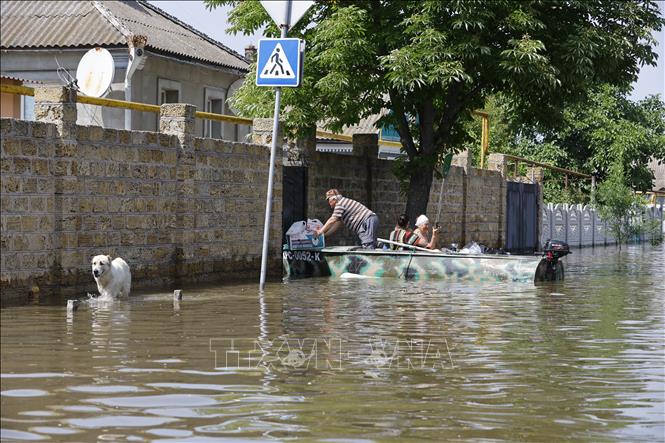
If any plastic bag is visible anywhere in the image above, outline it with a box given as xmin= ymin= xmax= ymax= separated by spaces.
xmin=285 ymin=220 xmax=307 ymax=236
xmin=306 ymin=219 xmax=323 ymax=232
xmin=459 ymin=241 xmax=482 ymax=254
xmin=286 ymin=219 xmax=325 ymax=250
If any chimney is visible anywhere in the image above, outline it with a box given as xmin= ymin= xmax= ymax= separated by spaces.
xmin=244 ymin=44 xmax=257 ymax=62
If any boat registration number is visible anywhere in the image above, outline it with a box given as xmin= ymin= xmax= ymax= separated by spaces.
xmin=283 ymin=251 xmax=322 ymax=262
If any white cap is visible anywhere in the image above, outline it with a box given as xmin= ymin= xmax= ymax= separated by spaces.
xmin=415 ymin=215 xmax=430 ymax=227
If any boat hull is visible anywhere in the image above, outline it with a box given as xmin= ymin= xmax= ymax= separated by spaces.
xmin=283 ymin=247 xmax=548 ymax=283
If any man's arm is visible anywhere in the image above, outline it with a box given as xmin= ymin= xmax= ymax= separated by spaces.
xmin=326 ymin=219 xmax=343 ymax=235
xmin=315 ymin=217 xmax=341 ymax=237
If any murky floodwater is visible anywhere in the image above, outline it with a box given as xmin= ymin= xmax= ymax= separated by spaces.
xmin=2 ymin=244 xmax=664 ymax=442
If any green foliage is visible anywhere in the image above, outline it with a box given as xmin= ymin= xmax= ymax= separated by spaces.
xmin=554 ymin=86 xmax=665 ymax=191
xmin=467 ymin=87 xmax=665 ymax=203
xmin=594 ymin=166 xmax=653 ymax=248
xmin=205 ymin=0 xmax=664 ymax=217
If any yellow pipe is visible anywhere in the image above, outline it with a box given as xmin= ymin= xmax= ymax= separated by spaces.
xmin=318 ymin=129 xmax=404 ymax=148
xmin=316 ymin=130 xmax=353 ymax=142
xmin=478 ymin=113 xmax=489 ymax=169
xmin=379 ymin=139 xmax=402 ymax=148
xmin=195 ymin=110 xmax=252 ymax=125
xmin=502 ymin=154 xmax=591 ymax=179
xmin=78 ymin=95 xmax=161 ymax=113
xmin=1 ymin=82 xmax=252 ymax=123
xmin=0 ymin=83 xmax=34 ymax=96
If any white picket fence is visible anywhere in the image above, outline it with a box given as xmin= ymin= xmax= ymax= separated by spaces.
xmin=541 ymin=203 xmax=664 ymax=247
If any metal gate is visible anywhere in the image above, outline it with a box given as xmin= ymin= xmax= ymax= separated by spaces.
xmin=282 ymin=166 xmax=308 ymax=243
xmin=505 ymin=182 xmax=538 ymax=253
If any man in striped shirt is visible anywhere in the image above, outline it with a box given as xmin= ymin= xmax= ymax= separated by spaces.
xmin=314 ymin=189 xmax=379 ymax=249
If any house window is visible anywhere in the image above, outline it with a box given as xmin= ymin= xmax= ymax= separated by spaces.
xmin=158 ymin=78 xmax=181 ymax=104
xmin=21 ymin=95 xmax=34 ymax=121
xmin=204 ymin=87 xmax=226 ymax=139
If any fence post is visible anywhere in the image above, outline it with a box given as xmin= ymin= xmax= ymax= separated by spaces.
xmin=33 ymin=86 xmax=77 ymax=140
xmin=160 ymin=103 xmax=196 ymax=149
xmin=252 ymin=118 xmax=284 ymax=147
xmin=33 ymin=86 xmax=79 ymax=293
xmin=487 ymin=153 xmax=510 ymax=249
xmin=160 ymin=103 xmax=196 ymax=284
xmin=487 ymin=153 xmax=508 ymax=177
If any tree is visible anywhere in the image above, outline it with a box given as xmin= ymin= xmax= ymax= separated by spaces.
xmin=465 ymin=88 xmax=665 ymax=203
xmin=594 ymin=164 xmax=655 ymax=249
xmin=206 ymin=0 xmax=664 ymax=222
xmin=554 ymin=86 xmax=665 ymax=191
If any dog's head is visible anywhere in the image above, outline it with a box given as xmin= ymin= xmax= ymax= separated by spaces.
xmin=91 ymin=255 xmax=112 ymax=279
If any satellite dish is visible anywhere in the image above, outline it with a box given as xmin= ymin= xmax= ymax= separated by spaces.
xmin=76 ymin=48 xmax=115 ymax=97
xmin=227 ymin=78 xmax=244 ymax=115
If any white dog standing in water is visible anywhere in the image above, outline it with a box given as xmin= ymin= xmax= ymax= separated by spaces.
xmin=91 ymin=255 xmax=131 ymax=299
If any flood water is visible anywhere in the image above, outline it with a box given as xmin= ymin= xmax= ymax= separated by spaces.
xmin=1 ymin=244 xmax=664 ymax=442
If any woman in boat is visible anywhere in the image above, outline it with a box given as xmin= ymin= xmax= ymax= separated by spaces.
xmin=388 ymin=214 xmax=418 ymax=250
xmin=413 ymin=215 xmax=440 ymax=250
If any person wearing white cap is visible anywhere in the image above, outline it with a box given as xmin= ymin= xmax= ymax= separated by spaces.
xmin=413 ymin=215 xmax=440 ymax=250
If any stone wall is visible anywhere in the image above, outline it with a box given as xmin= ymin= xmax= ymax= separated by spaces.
xmin=1 ymin=87 xmax=281 ymax=304
xmin=1 ymin=87 xmax=543 ymax=304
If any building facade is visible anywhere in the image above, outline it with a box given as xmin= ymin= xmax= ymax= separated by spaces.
xmin=1 ymin=0 xmax=250 ymax=141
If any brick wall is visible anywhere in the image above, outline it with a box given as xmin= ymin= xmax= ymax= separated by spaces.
xmin=1 ymin=86 xmax=535 ymax=304
xmin=1 ymin=87 xmax=281 ymax=304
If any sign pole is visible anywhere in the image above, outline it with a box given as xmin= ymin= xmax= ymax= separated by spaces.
xmin=259 ymin=2 xmax=292 ymax=291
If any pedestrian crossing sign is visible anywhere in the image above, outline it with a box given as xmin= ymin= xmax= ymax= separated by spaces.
xmin=256 ymin=38 xmax=303 ymax=87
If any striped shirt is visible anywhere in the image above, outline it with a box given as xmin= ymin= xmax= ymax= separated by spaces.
xmin=389 ymin=228 xmax=417 ymax=250
xmin=332 ymin=197 xmax=375 ymax=234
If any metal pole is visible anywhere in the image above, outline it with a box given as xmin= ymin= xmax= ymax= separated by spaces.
xmin=259 ymin=3 xmax=291 ymax=291
xmin=259 ymin=88 xmax=281 ymax=290
xmin=435 ymin=176 xmax=445 ymax=225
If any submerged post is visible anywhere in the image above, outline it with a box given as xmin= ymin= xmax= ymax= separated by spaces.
xmin=259 ymin=7 xmax=291 ymax=291
xmin=257 ymin=0 xmax=311 ymax=290
xmin=259 ymin=89 xmax=282 ymax=291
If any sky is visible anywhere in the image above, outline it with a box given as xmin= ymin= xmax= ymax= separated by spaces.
xmin=149 ymin=0 xmax=664 ymax=100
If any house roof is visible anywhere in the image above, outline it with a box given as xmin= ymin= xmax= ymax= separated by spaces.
xmin=0 ymin=75 xmax=42 ymax=84
xmin=340 ymin=114 xmax=382 ymax=137
xmin=0 ymin=0 xmax=248 ymax=71
xmin=319 ymin=114 xmax=383 ymax=138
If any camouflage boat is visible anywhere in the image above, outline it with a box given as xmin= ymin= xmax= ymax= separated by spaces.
xmin=283 ymin=244 xmax=566 ymax=283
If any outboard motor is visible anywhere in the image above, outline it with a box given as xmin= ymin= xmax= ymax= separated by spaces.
xmin=535 ymin=239 xmax=570 ymax=282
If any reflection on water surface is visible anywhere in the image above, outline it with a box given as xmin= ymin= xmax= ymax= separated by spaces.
xmin=1 ymin=244 xmax=664 ymax=441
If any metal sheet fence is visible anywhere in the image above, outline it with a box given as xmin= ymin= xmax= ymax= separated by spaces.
xmin=541 ymin=203 xmax=664 ymax=247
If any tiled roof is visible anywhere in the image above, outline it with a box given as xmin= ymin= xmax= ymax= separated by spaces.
xmin=340 ymin=114 xmax=383 ymax=137
xmin=0 ymin=0 xmax=248 ymax=71
xmin=319 ymin=114 xmax=383 ymax=138
xmin=0 ymin=75 xmax=43 ymax=84
xmin=0 ymin=1 xmax=124 ymax=48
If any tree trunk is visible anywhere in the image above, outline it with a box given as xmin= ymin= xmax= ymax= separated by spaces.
xmin=405 ymin=161 xmax=435 ymax=227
